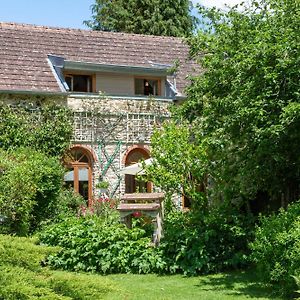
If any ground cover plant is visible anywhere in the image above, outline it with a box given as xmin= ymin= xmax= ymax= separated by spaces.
xmin=0 ymin=234 xmax=119 ymax=299
xmin=0 ymin=234 xmax=279 ymax=300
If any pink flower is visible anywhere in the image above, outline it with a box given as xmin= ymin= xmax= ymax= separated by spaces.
xmin=132 ymin=211 xmax=142 ymax=218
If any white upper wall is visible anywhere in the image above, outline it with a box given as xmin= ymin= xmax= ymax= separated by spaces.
xmin=96 ymin=73 xmax=134 ymax=96
xmin=96 ymin=72 xmax=166 ymax=97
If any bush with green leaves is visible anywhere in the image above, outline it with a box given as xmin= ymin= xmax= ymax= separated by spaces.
xmin=54 ymin=189 xmax=86 ymax=220
xmin=160 ymin=204 xmax=253 ymax=275
xmin=39 ymin=203 xmax=253 ymax=276
xmin=179 ymin=0 xmax=300 ymax=207
xmin=39 ymin=216 xmax=165 ymax=274
xmin=250 ymin=200 xmax=300 ymax=296
xmin=0 ymin=148 xmax=65 ymax=235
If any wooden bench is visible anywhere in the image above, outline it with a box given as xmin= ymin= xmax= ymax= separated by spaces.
xmin=117 ymin=193 xmax=165 ymax=245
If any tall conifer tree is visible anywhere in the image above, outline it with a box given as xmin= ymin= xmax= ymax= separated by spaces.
xmin=84 ymin=0 xmax=196 ymax=37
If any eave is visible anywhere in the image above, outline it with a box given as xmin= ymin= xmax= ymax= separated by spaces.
xmin=64 ymin=60 xmax=171 ymax=77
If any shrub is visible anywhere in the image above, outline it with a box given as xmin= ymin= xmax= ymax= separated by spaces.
xmin=0 ymin=148 xmax=65 ymax=235
xmin=0 ymin=234 xmax=118 ymax=299
xmin=39 ymin=202 xmax=252 ymax=276
xmin=54 ymin=189 xmax=86 ymax=220
xmin=39 ymin=216 xmax=165 ymax=274
xmin=159 ymin=204 xmax=253 ymax=275
xmin=250 ymin=200 xmax=300 ymax=296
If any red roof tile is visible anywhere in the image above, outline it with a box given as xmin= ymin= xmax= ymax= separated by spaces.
xmin=0 ymin=22 xmax=199 ymax=95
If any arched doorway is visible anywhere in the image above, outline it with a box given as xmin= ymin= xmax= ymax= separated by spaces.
xmin=125 ymin=148 xmax=151 ymax=193
xmin=64 ymin=146 xmax=93 ymax=206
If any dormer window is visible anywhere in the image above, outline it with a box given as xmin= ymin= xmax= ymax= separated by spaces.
xmin=65 ymin=74 xmax=93 ymax=92
xmin=135 ymin=78 xmax=160 ymax=96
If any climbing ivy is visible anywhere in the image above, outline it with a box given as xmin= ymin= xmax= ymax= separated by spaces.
xmin=0 ymin=104 xmax=73 ymax=157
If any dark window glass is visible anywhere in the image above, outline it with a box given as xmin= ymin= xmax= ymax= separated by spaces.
xmin=65 ymin=75 xmax=92 ymax=92
xmin=135 ymin=78 xmax=159 ymax=96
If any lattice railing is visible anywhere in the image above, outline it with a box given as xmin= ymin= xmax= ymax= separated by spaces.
xmin=72 ymin=112 xmax=169 ymax=144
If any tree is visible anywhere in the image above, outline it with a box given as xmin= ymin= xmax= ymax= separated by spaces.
xmin=179 ymin=0 xmax=300 ymax=208
xmin=145 ymin=120 xmax=207 ymax=208
xmin=84 ymin=0 xmax=196 ymax=37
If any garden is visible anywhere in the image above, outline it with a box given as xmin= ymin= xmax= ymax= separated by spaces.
xmin=1 ymin=0 xmax=300 ymax=299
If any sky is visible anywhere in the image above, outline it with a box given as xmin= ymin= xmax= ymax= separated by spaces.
xmin=0 ymin=0 xmax=95 ymax=29
xmin=0 ymin=0 xmax=244 ymax=29
xmin=193 ymin=0 xmax=245 ymax=9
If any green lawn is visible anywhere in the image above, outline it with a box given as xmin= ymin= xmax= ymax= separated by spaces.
xmin=0 ymin=234 xmax=280 ymax=300
xmin=104 ymin=272 xmax=279 ymax=300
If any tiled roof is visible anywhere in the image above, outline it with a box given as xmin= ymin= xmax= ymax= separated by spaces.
xmin=0 ymin=22 xmax=199 ymax=95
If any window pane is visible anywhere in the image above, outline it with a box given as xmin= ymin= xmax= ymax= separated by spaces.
xmin=79 ymin=181 xmax=89 ymax=201
xmin=73 ymin=75 xmax=89 ymax=92
xmin=135 ymin=78 xmax=144 ymax=95
xmin=64 ymin=170 xmax=74 ymax=181
xmin=65 ymin=75 xmax=92 ymax=92
xmin=148 ymin=80 xmax=158 ymax=96
xmin=78 ymin=168 xmax=89 ymax=181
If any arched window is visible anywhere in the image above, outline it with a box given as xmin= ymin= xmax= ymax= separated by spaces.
xmin=125 ymin=148 xmax=151 ymax=193
xmin=64 ymin=147 xmax=93 ymax=206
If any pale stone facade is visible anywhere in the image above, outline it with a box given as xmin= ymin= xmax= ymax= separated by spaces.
xmin=69 ymin=94 xmax=171 ymax=199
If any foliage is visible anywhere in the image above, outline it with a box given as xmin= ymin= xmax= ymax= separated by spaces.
xmin=0 ymin=104 xmax=72 ymax=157
xmin=0 ymin=234 xmax=118 ymax=300
xmin=146 ymin=120 xmax=208 ymax=209
xmin=0 ymin=235 xmax=276 ymax=300
xmin=39 ymin=203 xmax=253 ymax=276
xmin=0 ymin=148 xmax=65 ymax=235
xmin=84 ymin=0 xmax=197 ymax=37
xmin=51 ymin=189 xmax=86 ymax=221
xmin=96 ymin=180 xmax=109 ymax=189
xmin=179 ymin=0 xmax=300 ymax=206
xmin=294 ymin=275 xmax=300 ymax=298
xmin=250 ymin=200 xmax=300 ymax=296
xmin=159 ymin=204 xmax=253 ymax=275
xmin=39 ymin=216 xmax=165 ymax=274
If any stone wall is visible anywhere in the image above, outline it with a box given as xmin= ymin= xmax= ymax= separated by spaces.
xmin=68 ymin=94 xmax=172 ymax=198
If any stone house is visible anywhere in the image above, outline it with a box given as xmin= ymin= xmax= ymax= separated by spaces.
xmin=0 ymin=22 xmax=197 ymax=205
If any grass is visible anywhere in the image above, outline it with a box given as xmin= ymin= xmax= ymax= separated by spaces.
xmin=0 ymin=234 xmax=282 ymax=300
xmin=104 ymin=272 xmax=280 ymax=300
